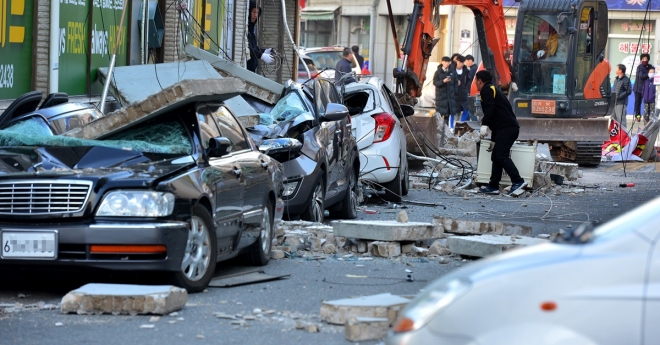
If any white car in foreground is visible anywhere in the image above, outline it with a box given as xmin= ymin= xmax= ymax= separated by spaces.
xmin=388 ymin=195 xmax=660 ymax=345
xmin=342 ymin=77 xmax=414 ymax=202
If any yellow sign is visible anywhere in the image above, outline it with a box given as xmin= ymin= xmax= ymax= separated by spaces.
xmin=1 ymin=0 xmax=26 ymax=47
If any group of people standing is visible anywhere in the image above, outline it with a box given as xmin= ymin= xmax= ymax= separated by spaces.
xmin=611 ymin=53 xmax=656 ymax=129
xmin=433 ymin=54 xmax=478 ymax=126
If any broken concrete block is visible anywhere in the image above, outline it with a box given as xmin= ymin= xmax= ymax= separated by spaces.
xmin=428 ymin=241 xmax=451 ymax=255
xmin=320 ymin=293 xmax=410 ymax=325
xmin=533 ymin=172 xmax=551 ymax=189
xmin=396 ymin=210 xmax=409 ymax=223
xmin=370 ymin=242 xmax=401 ymax=258
xmin=61 ymin=284 xmax=187 ymax=315
xmin=332 ymin=220 xmax=442 ymax=241
xmin=323 ymin=243 xmax=336 ymax=254
xmin=434 ymin=217 xmax=531 ymax=236
xmin=356 ymin=241 xmax=368 ymax=253
xmin=345 ymin=317 xmax=390 ymax=342
xmin=401 ymin=243 xmax=413 ymax=254
xmin=447 ymin=235 xmax=548 ymax=258
xmin=270 ymin=250 xmax=285 ymax=260
xmin=411 ymin=245 xmax=428 ymax=256
xmin=539 ymin=161 xmax=579 ymax=181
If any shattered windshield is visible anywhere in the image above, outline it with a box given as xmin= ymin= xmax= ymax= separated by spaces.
xmin=517 ymin=15 xmax=569 ymax=95
xmin=260 ymin=91 xmax=309 ymax=125
xmin=0 ymin=117 xmax=192 ymax=154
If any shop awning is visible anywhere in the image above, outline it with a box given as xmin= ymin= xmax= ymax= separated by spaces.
xmin=301 ymin=5 xmax=338 ymax=21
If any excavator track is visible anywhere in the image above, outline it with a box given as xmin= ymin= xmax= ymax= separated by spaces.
xmin=575 ymin=141 xmax=603 ymax=166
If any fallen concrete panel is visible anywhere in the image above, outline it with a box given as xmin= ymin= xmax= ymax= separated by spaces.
xmin=185 ymin=44 xmax=283 ymax=105
xmin=320 ymin=293 xmax=410 ymax=325
xmin=539 ymin=161 xmax=579 ymax=181
xmin=64 ymin=78 xmax=245 ymax=139
xmin=61 ymin=284 xmax=187 ymax=315
xmin=434 ymin=217 xmax=532 ymax=236
xmin=345 ymin=317 xmax=390 ymax=342
xmin=447 ymin=235 xmax=548 ymax=258
xmin=332 ymin=220 xmax=442 ymax=241
xmin=208 ymin=270 xmax=290 ymax=288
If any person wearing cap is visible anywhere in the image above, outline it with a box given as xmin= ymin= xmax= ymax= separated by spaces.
xmin=247 ymin=0 xmax=274 ymax=73
xmin=475 ymin=70 xmax=527 ymax=197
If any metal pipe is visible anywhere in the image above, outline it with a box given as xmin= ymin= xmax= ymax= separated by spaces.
xmin=141 ymin=0 xmax=148 ymax=64
xmin=49 ymin=0 xmax=60 ymax=92
xmin=99 ymin=0 xmax=129 ymax=114
xmin=280 ymin=0 xmax=310 ymax=79
xmin=385 ymin=0 xmax=400 ymax=60
xmin=369 ymin=0 xmax=380 ymax=74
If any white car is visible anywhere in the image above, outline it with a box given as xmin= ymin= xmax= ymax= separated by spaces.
xmin=299 ymin=46 xmax=361 ymax=81
xmin=388 ymin=195 xmax=660 ymax=344
xmin=342 ymin=77 xmax=414 ymax=202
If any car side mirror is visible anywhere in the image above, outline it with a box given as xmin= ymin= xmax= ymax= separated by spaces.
xmin=400 ymin=104 xmax=415 ymax=117
xmin=208 ymin=137 xmax=232 ymax=158
xmin=321 ymin=103 xmax=349 ymax=122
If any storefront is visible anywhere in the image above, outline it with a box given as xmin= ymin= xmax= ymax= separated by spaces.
xmin=0 ymin=0 xmax=34 ymax=99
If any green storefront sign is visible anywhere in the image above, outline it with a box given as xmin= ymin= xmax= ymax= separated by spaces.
xmin=0 ymin=0 xmax=34 ymax=99
xmin=59 ymin=0 xmax=129 ymax=95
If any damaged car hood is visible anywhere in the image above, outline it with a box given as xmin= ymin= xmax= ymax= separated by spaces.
xmin=0 ymin=146 xmax=193 ymax=182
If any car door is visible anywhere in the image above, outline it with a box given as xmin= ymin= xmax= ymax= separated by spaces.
xmin=316 ymin=79 xmax=348 ymax=199
xmin=209 ymin=105 xmax=268 ymax=249
xmin=197 ymin=106 xmax=244 ymax=255
xmin=643 ymin=226 xmax=660 ymax=344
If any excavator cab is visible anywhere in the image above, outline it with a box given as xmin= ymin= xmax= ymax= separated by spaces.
xmin=508 ymin=0 xmax=611 ymax=165
xmin=509 ymin=0 xmax=610 ymax=119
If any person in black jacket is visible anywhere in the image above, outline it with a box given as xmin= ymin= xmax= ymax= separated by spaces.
xmin=247 ymin=0 xmax=273 ymax=73
xmin=433 ymin=56 xmax=456 ymax=125
xmin=336 ymin=48 xmax=357 ymax=85
xmin=351 ymin=46 xmax=364 ymax=69
xmin=612 ymin=64 xmax=632 ymax=129
xmin=452 ymin=55 xmax=471 ymax=121
xmin=475 ymin=70 xmax=527 ymax=196
xmin=633 ymin=54 xmax=654 ymax=120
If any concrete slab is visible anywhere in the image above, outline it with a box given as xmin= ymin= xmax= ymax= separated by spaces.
xmin=434 ymin=217 xmax=532 ymax=236
xmin=539 ymin=161 xmax=579 ymax=181
xmin=345 ymin=317 xmax=390 ymax=342
xmin=320 ymin=293 xmax=410 ymax=325
xmin=447 ymin=235 xmax=548 ymax=258
xmin=332 ymin=220 xmax=442 ymax=241
xmin=60 ymin=284 xmax=187 ymax=315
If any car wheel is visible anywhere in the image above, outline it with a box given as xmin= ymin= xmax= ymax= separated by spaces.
xmin=382 ymin=168 xmax=402 ymax=202
xmin=301 ymin=177 xmax=325 ymax=223
xmin=173 ymin=204 xmax=217 ymax=293
xmin=245 ymin=200 xmax=274 ymax=266
xmin=334 ymin=167 xmax=358 ymax=219
xmin=401 ymin=164 xmax=409 ymax=196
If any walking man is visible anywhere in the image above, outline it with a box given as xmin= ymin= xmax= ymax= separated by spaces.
xmin=475 ymin=70 xmax=527 ymax=196
xmin=612 ymin=64 xmax=632 ymax=129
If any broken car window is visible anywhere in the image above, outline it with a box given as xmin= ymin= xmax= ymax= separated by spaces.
xmin=211 ymin=106 xmax=249 ymax=151
xmin=0 ymin=117 xmax=192 ymax=155
xmin=267 ymin=92 xmax=308 ymax=124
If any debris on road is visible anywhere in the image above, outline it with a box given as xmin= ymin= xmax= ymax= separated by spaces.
xmin=332 ymin=220 xmax=442 ymax=242
xmin=433 ymin=216 xmax=532 ymax=236
xmin=60 ymin=284 xmax=188 ymax=316
xmin=345 ymin=317 xmax=390 ymax=342
xmin=320 ymin=293 xmax=410 ymax=325
xmin=539 ymin=161 xmax=579 ymax=181
xmin=207 ymin=270 xmax=290 ymax=288
xmin=447 ymin=234 xmax=549 ymax=258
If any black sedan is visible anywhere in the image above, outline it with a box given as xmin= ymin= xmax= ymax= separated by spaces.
xmin=0 ymin=92 xmax=284 ymax=292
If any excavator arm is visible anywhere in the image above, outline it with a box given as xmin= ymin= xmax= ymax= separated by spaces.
xmin=391 ymin=0 xmax=514 ymax=105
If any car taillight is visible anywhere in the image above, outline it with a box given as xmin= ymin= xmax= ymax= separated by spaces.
xmin=372 ymin=113 xmax=396 ymax=143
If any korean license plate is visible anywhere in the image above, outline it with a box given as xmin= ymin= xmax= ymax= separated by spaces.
xmin=531 ymin=100 xmax=556 ymax=115
xmin=1 ymin=231 xmax=57 ymax=259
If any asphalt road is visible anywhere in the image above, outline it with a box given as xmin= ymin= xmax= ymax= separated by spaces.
xmin=1 ymin=161 xmax=659 ymax=344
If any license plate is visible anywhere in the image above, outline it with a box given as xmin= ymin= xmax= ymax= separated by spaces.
xmin=531 ymin=100 xmax=556 ymax=115
xmin=1 ymin=231 xmax=57 ymax=259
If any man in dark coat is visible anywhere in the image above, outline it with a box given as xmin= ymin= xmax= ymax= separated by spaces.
xmin=475 ymin=70 xmax=526 ymax=196
xmin=465 ymin=55 xmax=478 ymax=84
xmin=352 ymin=46 xmax=364 ymax=69
xmin=433 ymin=56 xmax=456 ymax=125
xmin=633 ymin=53 xmax=654 ymax=120
xmin=452 ymin=55 xmax=471 ymax=121
xmin=612 ymin=64 xmax=632 ymax=129
xmin=247 ymin=0 xmax=273 ymax=73
xmin=336 ymin=48 xmax=357 ymax=85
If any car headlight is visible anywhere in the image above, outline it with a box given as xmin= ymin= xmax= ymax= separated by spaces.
xmin=282 ymin=181 xmax=299 ymax=197
xmin=96 ymin=191 xmax=175 ymax=217
xmin=392 ymin=278 xmax=471 ymax=333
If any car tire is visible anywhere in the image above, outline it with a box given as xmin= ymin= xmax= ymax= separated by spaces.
xmin=334 ymin=166 xmax=358 ymax=219
xmin=401 ymin=164 xmax=409 ymax=196
xmin=245 ymin=200 xmax=274 ymax=266
xmin=172 ymin=204 xmax=217 ymax=293
xmin=300 ymin=176 xmax=325 ymax=223
xmin=382 ymin=168 xmax=402 ymax=202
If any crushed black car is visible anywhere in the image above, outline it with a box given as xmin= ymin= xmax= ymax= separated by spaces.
xmin=246 ymin=79 xmax=359 ymax=222
xmin=0 ymin=82 xmax=284 ymax=292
